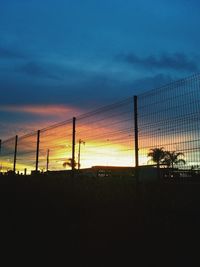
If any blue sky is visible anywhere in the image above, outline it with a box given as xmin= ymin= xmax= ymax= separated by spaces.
xmin=0 ymin=0 xmax=200 ymax=138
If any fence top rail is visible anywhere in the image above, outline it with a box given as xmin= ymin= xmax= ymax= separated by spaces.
xmin=1 ymin=136 xmax=16 ymax=145
xmin=40 ymin=118 xmax=73 ymax=133
xmin=138 ymin=72 xmax=200 ymax=98
xmin=76 ymin=97 xmax=133 ymax=121
xmin=18 ymin=131 xmax=38 ymax=141
xmin=1 ymin=73 xmax=200 ymax=143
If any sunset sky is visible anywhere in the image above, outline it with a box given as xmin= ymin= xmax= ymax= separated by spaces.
xmin=0 ymin=0 xmax=200 ymax=140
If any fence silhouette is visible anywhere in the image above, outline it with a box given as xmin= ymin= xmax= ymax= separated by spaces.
xmin=0 ymin=73 xmax=200 ymax=174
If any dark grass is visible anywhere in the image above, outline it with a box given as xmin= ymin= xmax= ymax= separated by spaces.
xmin=1 ymin=173 xmax=200 ymax=266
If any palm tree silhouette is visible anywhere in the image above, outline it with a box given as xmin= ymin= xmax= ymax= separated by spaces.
xmin=163 ymin=151 xmax=186 ymax=169
xmin=148 ymin=147 xmax=166 ymax=180
xmin=147 ymin=147 xmax=166 ymax=169
xmin=63 ymin=158 xmax=77 ymax=169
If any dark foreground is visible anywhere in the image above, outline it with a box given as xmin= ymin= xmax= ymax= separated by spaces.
xmin=1 ymin=173 xmax=200 ymax=266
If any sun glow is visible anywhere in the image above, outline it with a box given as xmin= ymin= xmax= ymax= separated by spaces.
xmin=1 ymin=96 xmax=199 ymax=174
xmin=1 ymin=129 xmax=198 ymax=173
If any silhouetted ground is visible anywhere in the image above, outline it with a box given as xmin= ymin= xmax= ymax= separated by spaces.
xmin=1 ymin=173 xmax=200 ymax=266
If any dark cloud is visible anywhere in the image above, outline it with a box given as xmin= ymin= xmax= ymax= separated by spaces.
xmin=118 ymin=52 xmax=199 ymax=72
xmin=0 ymin=69 xmax=184 ymax=140
xmin=0 ymin=68 xmax=174 ymax=109
xmin=0 ymin=46 xmax=25 ymax=59
xmin=0 ymin=69 xmax=127 ymax=108
xmin=17 ymin=62 xmax=62 ymax=80
xmin=130 ymin=73 xmax=173 ymax=92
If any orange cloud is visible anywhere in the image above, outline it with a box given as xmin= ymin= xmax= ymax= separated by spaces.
xmin=0 ymin=104 xmax=82 ymax=118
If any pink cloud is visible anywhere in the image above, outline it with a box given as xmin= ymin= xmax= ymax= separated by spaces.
xmin=0 ymin=104 xmax=85 ymax=139
xmin=0 ymin=104 xmax=82 ymax=118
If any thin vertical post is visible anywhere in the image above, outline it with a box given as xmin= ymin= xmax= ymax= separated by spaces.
xmin=46 ymin=149 xmax=49 ymax=172
xmin=134 ymin=96 xmax=139 ymax=168
xmin=78 ymin=139 xmax=81 ymax=170
xmin=134 ymin=96 xmax=140 ymax=227
xmin=78 ymin=139 xmax=85 ymax=170
xmin=35 ymin=130 xmax=40 ymax=172
xmin=0 ymin=139 xmax=1 ymax=172
xmin=72 ymin=117 xmax=76 ymax=176
xmin=13 ymin=135 xmax=18 ymax=173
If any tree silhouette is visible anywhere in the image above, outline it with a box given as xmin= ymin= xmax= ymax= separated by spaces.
xmin=147 ymin=147 xmax=166 ymax=169
xmin=163 ymin=151 xmax=186 ymax=169
xmin=63 ymin=158 xmax=77 ymax=169
xmin=147 ymin=147 xmax=167 ymax=180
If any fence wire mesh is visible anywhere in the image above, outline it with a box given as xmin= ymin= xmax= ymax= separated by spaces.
xmin=16 ymin=133 xmax=38 ymax=173
xmin=76 ymin=98 xmax=134 ymax=169
xmin=138 ymin=74 xmax=200 ymax=168
xmin=0 ymin=137 xmax=15 ymax=172
xmin=0 ymin=73 xmax=199 ymax=173
xmin=39 ymin=120 xmax=72 ymax=172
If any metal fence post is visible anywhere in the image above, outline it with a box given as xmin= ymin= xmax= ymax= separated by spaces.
xmin=72 ymin=117 xmax=76 ymax=177
xmin=0 ymin=139 xmax=1 ymax=171
xmin=134 ymin=95 xmax=140 ymax=201
xmin=134 ymin=96 xmax=139 ymax=169
xmin=35 ymin=130 xmax=40 ymax=172
xmin=13 ymin=135 xmax=18 ymax=173
xmin=134 ymin=95 xmax=141 ymax=227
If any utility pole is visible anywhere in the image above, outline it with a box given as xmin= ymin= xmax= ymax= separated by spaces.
xmin=46 ymin=149 xmax=49 ymax=172
xmin=35 ymin=130 xmax=40 ymax=172
xmin=13 ymin=135 xmax=18 ymax=173
xmin=78 ymin=139 xmax=85 ymax=170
